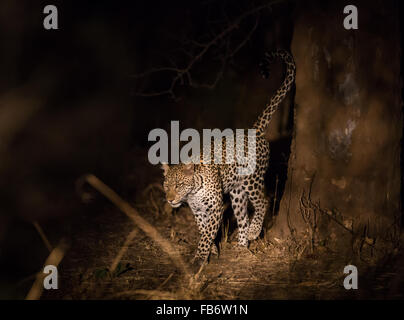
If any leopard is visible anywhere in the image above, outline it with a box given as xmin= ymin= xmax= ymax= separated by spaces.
xmin=161 ymin=49 xmax=296 ymax=268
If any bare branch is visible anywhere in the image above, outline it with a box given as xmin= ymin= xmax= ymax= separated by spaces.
xmin=32 ymin=221 xmax=53 ymax=253
xmin=132 ymin=0 xmax=281 ymax=98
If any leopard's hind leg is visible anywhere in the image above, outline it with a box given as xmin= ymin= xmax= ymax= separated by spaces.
xmin=230 ymin=188 xmax=249 ymax=246
xmin=246 ymin=187 xmax=268 ymax=241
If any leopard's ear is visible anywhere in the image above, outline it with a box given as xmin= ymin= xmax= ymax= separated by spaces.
xmin=161 ymin=163 xmax=169 ymax=176
xmin=183 ymin=163 xmax=194 ymax=176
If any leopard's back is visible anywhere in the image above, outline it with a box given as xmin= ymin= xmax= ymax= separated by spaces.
xmin=216 ymin=134 xmax=270 ymax=194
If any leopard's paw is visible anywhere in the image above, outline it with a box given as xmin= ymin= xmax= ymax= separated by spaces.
xmin=247 ymin=226 xmax=262 ymax=241
xmin=210 ymin=244 xmax=219 ymax=256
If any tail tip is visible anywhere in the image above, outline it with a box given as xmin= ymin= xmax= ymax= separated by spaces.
xmin=258 ymin=61 xmax=270 ymax=79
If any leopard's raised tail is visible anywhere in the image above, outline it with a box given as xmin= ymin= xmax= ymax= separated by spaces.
xmin=254 ymin=49 xmax=296 ymax=136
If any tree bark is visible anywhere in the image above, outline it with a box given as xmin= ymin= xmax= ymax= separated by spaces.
xmin=271 ymin=0 xmax=402 ymax=258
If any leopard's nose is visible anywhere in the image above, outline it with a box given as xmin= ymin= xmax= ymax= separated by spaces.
xmin=166 ymin=191 xmax=176 ymax=202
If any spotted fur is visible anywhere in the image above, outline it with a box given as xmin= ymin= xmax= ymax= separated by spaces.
xmin=162 ymin=49 xmax=296 ymax=265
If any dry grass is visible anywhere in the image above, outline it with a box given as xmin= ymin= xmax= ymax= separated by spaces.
xmin=40 ymin=175 xmax=403 ymax=300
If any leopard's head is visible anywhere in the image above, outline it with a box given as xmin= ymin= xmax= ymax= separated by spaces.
xmin=161 ymin=163 xmax=195 ymax=208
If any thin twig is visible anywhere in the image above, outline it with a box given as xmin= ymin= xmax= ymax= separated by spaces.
xmin=32 ymin=221 xmax=53 ymax=253
xmin=317 ymin=208 xmax=353 ymax=234
xmin=146 ymin=272 xmax=174 ymax=300
xmin=110 ymin=228 xmax=138 ymax=273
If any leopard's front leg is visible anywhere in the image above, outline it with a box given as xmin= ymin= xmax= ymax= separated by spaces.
xmin=188 ymin=167 xmax=224 ymax=271
xmin=192 ymin=197 xmax=223 ymax=268
xmin=194 ymin=211 xmax=218 ymax=256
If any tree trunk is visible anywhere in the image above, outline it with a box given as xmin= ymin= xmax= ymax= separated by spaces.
xmin=270 ymin=0 xmax=402 ymax=259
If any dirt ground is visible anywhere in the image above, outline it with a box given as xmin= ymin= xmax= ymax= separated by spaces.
xmin=39 ymin=178 xmax=404 ymax=300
